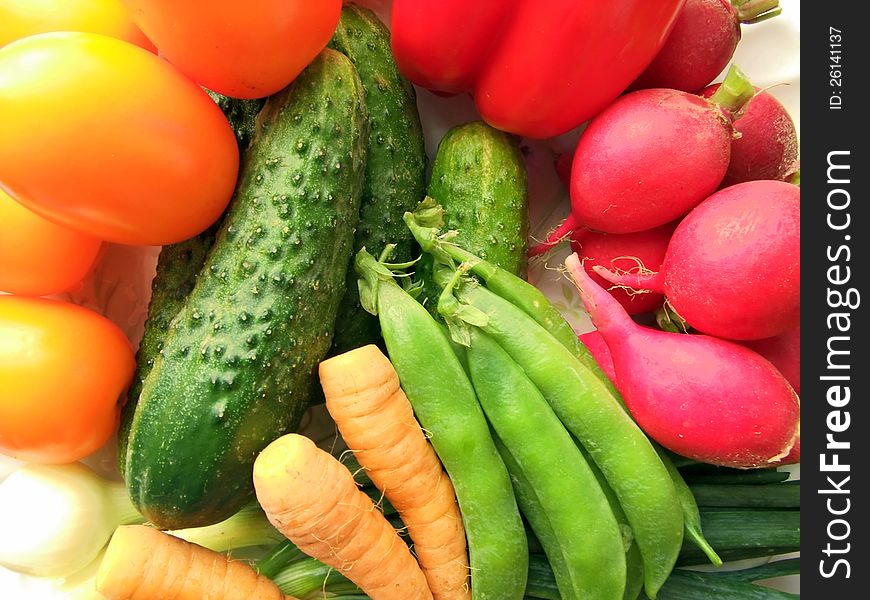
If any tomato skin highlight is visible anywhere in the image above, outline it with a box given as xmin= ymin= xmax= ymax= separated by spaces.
xmin=391 ymin=0 xmax=685 ymax=138
xmin=0 ymin=189 xmax=103 ymax=296
xmin=0 ymin=0 xmax=154 ymax=51
xmin=0 ymin=296 xmax=136 ymax=464
xmin=0 ymin=32 xmax=239 ymax=246
xmin=123 ymin=0 xmax=342 ymax=99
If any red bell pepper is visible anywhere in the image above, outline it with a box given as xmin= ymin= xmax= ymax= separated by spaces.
xmin=391 ymin=0 xmax=685 ymax=138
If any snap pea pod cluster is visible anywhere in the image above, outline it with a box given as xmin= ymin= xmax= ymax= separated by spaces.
xmin=355 ymin=247 xmax=528 ymax=600
xmin=435 ymin=265 xmax=684 ymax=599
xmin=405 ymin=202 xmax=721 ymax=571
xmin=353 ymin=247 xmax=673 ymax=599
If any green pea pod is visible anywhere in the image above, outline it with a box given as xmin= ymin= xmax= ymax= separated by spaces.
xmin=573 ymin=440 xmax=645 ymax=600
xmin=440 ymin=274 xmax=683 ymax=599
xmin=467 ymin=327 xmax=626 ymax=600
xmin=355 ymin=248 xmax=527 ymax=600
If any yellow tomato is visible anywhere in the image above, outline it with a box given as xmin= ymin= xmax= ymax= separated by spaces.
xmin=0 ymin=32 xmax=239 ymax=245
xmin=0 ymin=0 xmax=154 ymax=50
xmin=0 ymin=188 xmax=103 ymax=296
xmin=123 ymin=0 xmax=341 ymax=98
xmin=0 ymin=296 xmax=136 ymax=464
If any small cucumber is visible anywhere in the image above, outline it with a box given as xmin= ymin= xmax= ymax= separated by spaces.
xmin=118 ymin=94 xmax=265 ymax=474
xmin=121 ymin=49 xmax=368 ymax=529
xmin=418 ymin=121 xmax=528 ymax=309
xmin=328 ymin=3 xmax=427 ymax=353
xmin=429 ymin=121 xmax=528 ymax=275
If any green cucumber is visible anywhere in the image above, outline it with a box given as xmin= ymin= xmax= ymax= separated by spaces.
xmin=204 ymin=91 xmax=266 ymax=152
xmin=121 ymin=48 xmax=368 ymax=529
xmin=118 ymin=94 xmax=265 ymax=475
xmin=418 ymin=121 xmax=528 ymax=309
xmin=327 ymin=3 xmax=427 ymax=353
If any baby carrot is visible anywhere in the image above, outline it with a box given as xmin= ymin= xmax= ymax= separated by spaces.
xmin=253 ymin=433 xmax=433 ymax=600
xmin=319 ymin=344 xmax=471 ymax=600
xmin=96 ymin=524 xmax=289 ymax=600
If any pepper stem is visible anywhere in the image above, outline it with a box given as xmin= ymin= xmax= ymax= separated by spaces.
xmin=709 ymin=64 xmax=756 ymax=114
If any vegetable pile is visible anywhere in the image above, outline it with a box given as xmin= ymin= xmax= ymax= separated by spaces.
xmin=0 ymin=1 xmax=800 ymax=599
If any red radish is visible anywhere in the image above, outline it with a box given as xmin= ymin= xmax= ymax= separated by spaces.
xmin=631 ymin=0 xmax=782 ymax=93
xmin=701 ymin=85 xmax=800 ymax=186
xmin=777 ymin=436 xmax=800 ymax=465
xmin=529 ymin=66 xmax=756 ymax=257
xmin=565 ymin=252 xmax=800 ymax=468
xmin=568 ymin=87 xmax=732 ymax=234
xmin=596 ymin=180 xmax=800 ymax=340
xmin=742 ymin=326 xmax=800 ymax=395
xmin=578 ymin=330 xmax=616 ymax=382
xmin=569 ymin=222 xmax=677 ymax=315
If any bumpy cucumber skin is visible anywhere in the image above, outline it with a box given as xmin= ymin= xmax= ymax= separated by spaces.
xmin=122 ymin=49 xmax=368 ymax=529
xmin=430 ymin=121 xmax=528 ymax=275
xmin=419 ymin=121 xmax=528 ymax=310
xmin=327 ymin=4 xmax=427 ymax=353
xmin=117 ymin=222 xmax=221 ymax=475
xmin=205 ymin=90 xmax=266 ymax=152
xmin=118 ymin=94 xmax=265 ymax=474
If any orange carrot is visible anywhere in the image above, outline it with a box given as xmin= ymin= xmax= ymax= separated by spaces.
xmin=96 ymin=524 xmax=290 ymax=600
xmin=253 ymin=433 xmax=433 ymax=600
xmin=319 ymin=344 xmax=471 ymax=600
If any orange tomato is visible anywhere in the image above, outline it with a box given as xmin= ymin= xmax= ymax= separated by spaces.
xmin=0 ymin=188 xmax=103 ymax=296
xmin=0 ymin=32 xmax=239 ymax=246
xmin=0 ymin=296 xmax=136 ymax=464
xmin=123 ymin=0 xmax=341 ymax=98
xmin=0 ymin=0 xmax=155 ymax=50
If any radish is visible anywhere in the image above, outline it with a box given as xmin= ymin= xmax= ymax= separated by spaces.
xmin=528 ymin=67 xmax=758 ymax=259
xmin=596 ymin=180 xmax=799 ymax=341
xmin=569 ymin=222 xmax=677 ymax=315
xmin=701 ymin=85 xmax=800 ymax=186
xmin=565 ymin=252 xmax=800 ymax=468
xmin=631 ymin=0 xmax=782 ymax=93
xmin=742 ymin=326 xmax=800 ymax=395
xmin=578 ymin=330 xmax=616 ymax=382
xmin=569 ymin=86 xmax=733 ymax=234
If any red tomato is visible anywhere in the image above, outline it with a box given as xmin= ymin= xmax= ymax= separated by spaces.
xmin=123 ymin=0 xmax=341 ymax=98
xmin=0 ymin=32 xmax=239 ymax=245
xmin=0 ymin=188 xmax=103 ymax=296
xmin=0 ymin=296 xmax=136 ymax=464
xmin=0 ymin=0 xmax=154 ymax=51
